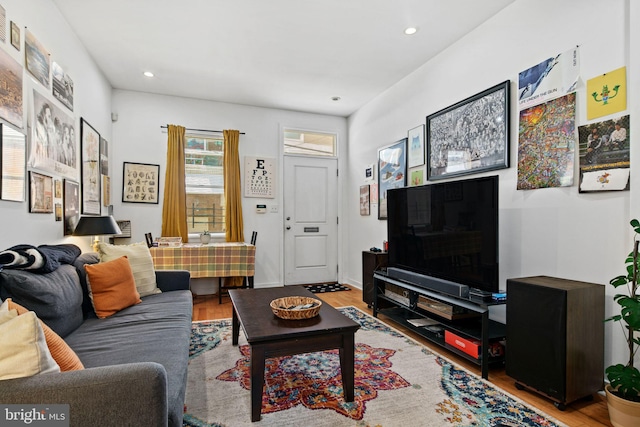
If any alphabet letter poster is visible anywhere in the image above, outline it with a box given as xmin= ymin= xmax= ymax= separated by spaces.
xmin=244 ymin=156 xmax=275 ymax=198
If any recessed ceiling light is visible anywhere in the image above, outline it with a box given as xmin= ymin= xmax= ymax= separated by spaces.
xmin=143 ymin=71 xmax=154 ymax=77
xmin=331 ymin=96 xmax=341 ymax=102
xmin=404 ymin=27 xmax=418 ymax=35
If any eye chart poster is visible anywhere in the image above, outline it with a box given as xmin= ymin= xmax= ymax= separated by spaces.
xmin=244 ymin=156 xmax=275 ymax=198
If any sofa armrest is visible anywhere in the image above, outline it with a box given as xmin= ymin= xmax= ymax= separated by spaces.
xmin=0 ymin=363 xmax=168 ymax=427
xmin=155 ymin=270 xmax=191 ymax=292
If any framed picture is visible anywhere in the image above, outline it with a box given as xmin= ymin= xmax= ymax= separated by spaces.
xmin=63 ymin=179 xmax=80 ymax=235
xmin=10 ymin=21 xmax=20 ymax=51
xmin=122 ymin=162 xmax=159 ymax=204
xmin=55 ymin=203 xmax=62 ymax=221
xmin=80 ymin=118 xmax=101 ymax=214
xmin=408 ymin=125 xmax=425 ymax=168
xmin=29 ymin=171 xmax=53 ymax=213
xmin=0 ymin=123 xmax=26 ymax=202
xmin=52 ymin=62 xmax=74 ymax=111
xmin=359 ymin=185 xmax=370 ymax=216
xmin=378 ymin=138 xmax=407 ymax=220
xmin=427 ymin=80 xmax=510 ymax=181
xmin=364 ymin=163 xmax=375 ymax=182
xmin=54 ymin=179 xmax=62 ymax=198
xmin=25 ymin=29 xmax=50 ymax=88
xmin=103 ymin=175 xmax=111 ymax=206
xmin=0 ymin=47 xmax=23 ymax=128
xmin=100 ymin=136 xmax=109 ymax=175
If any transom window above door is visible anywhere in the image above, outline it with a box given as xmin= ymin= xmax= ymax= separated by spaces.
xmin=283 ymin=129 xmax=336 ymax=157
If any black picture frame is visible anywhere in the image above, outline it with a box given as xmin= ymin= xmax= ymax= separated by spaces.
xmin=122 ymin=162 xmax=160 ymax=204
xmin=377 ymin=138 xmax=407 ymax=220
xmin=427 ymin=80 xmax=510 ymax=181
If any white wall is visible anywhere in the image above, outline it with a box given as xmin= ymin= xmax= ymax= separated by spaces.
xmin=0 ymin=0 xmax=112 ymax=250
xmin=345 ymin=0 xmax=634 ymax=370
xmin=111 ymin=90 xmax=347 ymax=288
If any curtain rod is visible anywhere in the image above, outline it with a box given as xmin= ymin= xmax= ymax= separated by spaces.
xmin=160 ymin=125 xmax=245 ymax=135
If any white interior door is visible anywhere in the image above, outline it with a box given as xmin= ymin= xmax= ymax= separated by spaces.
xmin=283 ymin=156 xmax=338 ymax=285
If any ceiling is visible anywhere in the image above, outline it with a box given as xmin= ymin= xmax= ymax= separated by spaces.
xmin=52 ymin=0 xmax=515 ymax=117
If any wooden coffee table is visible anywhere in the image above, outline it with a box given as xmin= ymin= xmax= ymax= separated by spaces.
xmin=228 ymin=286 xmax=360 ymax=422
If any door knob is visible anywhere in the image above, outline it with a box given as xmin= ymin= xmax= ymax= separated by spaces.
xmin=286 ymin=226 xmax=291 ymax=230
xmin=286 ymin=217 xmax=291 ymax=221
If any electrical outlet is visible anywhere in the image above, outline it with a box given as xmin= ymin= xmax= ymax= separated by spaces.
xmin=270 ymin=205 xmax=278 ymax=213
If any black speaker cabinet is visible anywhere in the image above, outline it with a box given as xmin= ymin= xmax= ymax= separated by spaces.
xmin=362 ymin=251 xmax=388 ymax=307
xmin=506 ymin=276 xmax=604 ymax=408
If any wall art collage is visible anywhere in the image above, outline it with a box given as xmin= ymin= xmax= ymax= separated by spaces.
xmin=362 ymin=45 xmax=630 ymax=219
xmin=0 ymin=2 xmax=111 ymax=237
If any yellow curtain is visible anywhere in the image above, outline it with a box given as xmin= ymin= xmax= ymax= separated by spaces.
xmin=224 ymin=129 xmax=244 ymax=243
xmin=161 ymin=124 xmax=188 ymax=241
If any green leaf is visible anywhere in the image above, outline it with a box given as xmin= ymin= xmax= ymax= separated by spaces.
xmin=606 ymin=364 xmax=640 ymax=401
xmin=611 ymin=276 xmax=630 ymax=287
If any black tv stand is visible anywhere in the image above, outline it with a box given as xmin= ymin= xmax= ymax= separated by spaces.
xmin=372 ymin=271 xmax=506 ymax=379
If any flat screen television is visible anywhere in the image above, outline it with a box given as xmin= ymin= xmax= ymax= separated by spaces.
xmin=386 ymin=175 xmax=498 ymax=296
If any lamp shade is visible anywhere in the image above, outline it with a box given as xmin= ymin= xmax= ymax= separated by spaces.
xmin=73 ymin=216 xmax=122 ymax=236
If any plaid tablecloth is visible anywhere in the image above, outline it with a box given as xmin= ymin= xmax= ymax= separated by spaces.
xmin=150 ymin=243 xmax=255 ymax=279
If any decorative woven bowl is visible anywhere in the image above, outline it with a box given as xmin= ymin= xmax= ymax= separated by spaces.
xmin=270 ymin=296 xmax=322 ymax=320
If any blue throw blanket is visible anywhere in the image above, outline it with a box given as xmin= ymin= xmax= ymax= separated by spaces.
xmin=0 ymin=244 xmax=82 ymax=274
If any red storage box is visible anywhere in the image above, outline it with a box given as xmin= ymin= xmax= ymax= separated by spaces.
xmin=445 ymin=330 xmax=480 ymax=358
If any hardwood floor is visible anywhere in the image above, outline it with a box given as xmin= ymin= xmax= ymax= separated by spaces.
xmin=192 ymin=285 xmax=612 ymax=427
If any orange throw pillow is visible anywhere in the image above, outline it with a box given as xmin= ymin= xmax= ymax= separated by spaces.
xmin=85 ymin=256 xmax=141 ymax=318
xmin=6 ymin=299 xmax=84 ymax=372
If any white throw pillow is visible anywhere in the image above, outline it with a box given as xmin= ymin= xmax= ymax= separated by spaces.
xmin=97 ymin=242 xmax=161 ymax=297
xmin=0 ymin=310 xmax=60 ymax=380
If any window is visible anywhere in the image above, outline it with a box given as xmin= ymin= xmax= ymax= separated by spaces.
xmin=283 ymin=129 xmax=336 ymax=157
xmin=185 ymin=134 xmax=225 ymax=234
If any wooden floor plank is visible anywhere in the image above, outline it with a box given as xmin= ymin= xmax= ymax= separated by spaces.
xmin=192 ymin=284 xmax=612 ymax=427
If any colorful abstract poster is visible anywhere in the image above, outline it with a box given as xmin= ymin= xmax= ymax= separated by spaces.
xmin=517 ymin=93 xmax=576 ymax=190
xmin=518 ymin=47 xmax=580 ymax=109
xmin=586 ymin=66 xmax=626 ymax=120
xmin=578 ymin=114 xmax=629 ymax=192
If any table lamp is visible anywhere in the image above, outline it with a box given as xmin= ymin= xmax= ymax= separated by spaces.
xmin=73 ymin=215 xmax=122 ymax=252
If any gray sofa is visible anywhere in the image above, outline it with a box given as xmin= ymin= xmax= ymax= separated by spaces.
xmin=0 ymin=252 xmax=193 ymax=427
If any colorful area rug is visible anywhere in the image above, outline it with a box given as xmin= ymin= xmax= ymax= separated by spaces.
xmin=303 ymin=283 xmax=351 ymax=293
xmin=184 ymin=307 xmax=566 ymax=427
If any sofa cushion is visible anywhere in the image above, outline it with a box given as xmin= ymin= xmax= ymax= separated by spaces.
xmin=0 ymin=264 xmax=84 ymax=337
xmin=0 ymin=309 xmax=60 ymax=380
xmin=64 ymin=290 xmax=192 ymax=427
xmin=4 ymin=299 xmax=84 ymax=371
xmin=98 ymin=242 xmax=161 ymax=297
xmin=85 ymin=256 xmax=141 ymax=318
xmin=72 ymin=252 xmax=100 ymax=317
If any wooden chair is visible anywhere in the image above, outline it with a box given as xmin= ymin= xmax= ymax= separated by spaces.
xmin=218 ymin=231 xmax=257 ymax=303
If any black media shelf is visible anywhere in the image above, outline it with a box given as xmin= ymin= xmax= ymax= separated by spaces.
xmin=373 ymin=272 xmax=506 ymax=379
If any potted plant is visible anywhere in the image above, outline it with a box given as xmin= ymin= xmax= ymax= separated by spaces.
xmin=200 ymin=230 xmax=211 ymax=244
xmin=605 ymin=219 xmax=640 ymax=426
